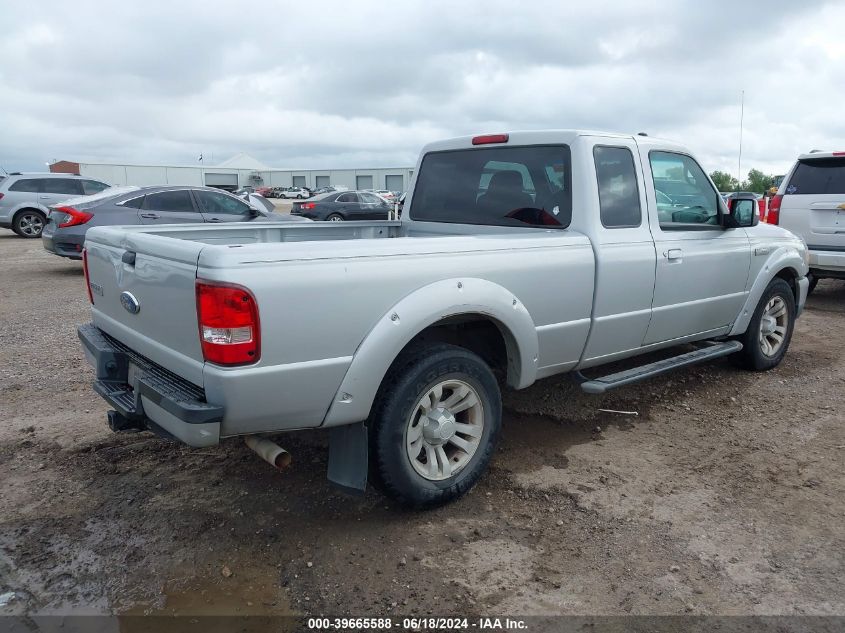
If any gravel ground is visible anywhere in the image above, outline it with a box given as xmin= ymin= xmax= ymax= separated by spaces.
xmin=0 ymin=231 xmax=843 ymax=619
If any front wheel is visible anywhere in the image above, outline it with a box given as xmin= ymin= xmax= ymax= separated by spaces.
xmin=369 ymin=343 xmax=502 ymax=508
xmin=735 ymin=278 xmax=796 ymax=371
xmin=13 ymin=210 xmax=46 ymax=238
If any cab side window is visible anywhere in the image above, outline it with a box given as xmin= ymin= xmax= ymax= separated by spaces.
xmin=143 ymin=190 xmax=195 ymax=212
xmin=650 ymin=151 xmax=720 ymax=228
xmin=594 ymin=146 xmax=642 ymax=228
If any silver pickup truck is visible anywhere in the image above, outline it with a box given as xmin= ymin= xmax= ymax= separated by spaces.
xmin=78 ymin=130 xmax=809 ymax=507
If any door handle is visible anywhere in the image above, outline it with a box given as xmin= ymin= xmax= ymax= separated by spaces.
xmin=665 ymin=248 xmax=683 ymax=261
xmin=39 ymin=195 xmax=52 ymax=199
xmin=207 ymin=218 xmax=222 ymax=223
xmin=139 ymin=213 xmax=160 ymax=219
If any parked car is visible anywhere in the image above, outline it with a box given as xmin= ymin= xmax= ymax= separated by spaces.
xmin=240 ymin=192 xmax=312 ymax=222
xmin=42 ymin=185 xmax=287 ymax=260
xmin=279 ymin=187 xmax=311 ymax=199
xmin=375 ymin=189 xmax=396 ymax=201
xmin=0 ymin=173 xmax=111 ymax=238
xmin=767 ymin=151 xmax=845 ymax=292
xmin=233 ymin=186 xmax=255 ymax=195
xmin=254 ymin=187 xmax=273 ymax=197
xmin=78 ymin=130 xmax=808 ymax=508
xmin=290 ymin=190 xmax=393 ymax=221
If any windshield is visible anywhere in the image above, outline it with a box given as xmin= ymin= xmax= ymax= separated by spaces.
xmin=410 ymin=145 xmax=572 ymax=228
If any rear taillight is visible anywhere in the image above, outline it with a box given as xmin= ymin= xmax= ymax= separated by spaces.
xmin=472 ymin=133 xmax=509 ymax=145
xmin=0 ymin=193 xmax=4 ymax=201
xmin=82 ymin=248 xmax=94 ymax=304
xmin=196 ymin=280 xmax=260 ymax=366
xmin=55 ymin=205 xmax=93 ymax=228
xmin=302 ymin=202 xmax=316 ymax=209
xmin=766 ymin=194 xmax=782 ymax=225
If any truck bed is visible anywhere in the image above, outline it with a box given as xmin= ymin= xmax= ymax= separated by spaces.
xmin=83 ymin=220 xmax=595 ymax=437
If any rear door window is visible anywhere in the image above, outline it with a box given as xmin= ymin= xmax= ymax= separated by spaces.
xmin=410 ymin=145 xmax=571 ymax=228
xmin=787 ymin=158 xmax=845 ymax=195
xmin=594 ymin=146 xmax=642 ymax=228
xmin=121 ymin=196 xmax=145 ymax=209
xmin=143 ymin=190 xmax=196 ymax=212
xmin=337 ymin=193 xmax=360 ymax=203
xmin=41 ymin=178 xmax=84 ymax=195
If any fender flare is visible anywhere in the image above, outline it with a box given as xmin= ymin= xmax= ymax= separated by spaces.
xmin=729 ymin=245 xmax=806 ymax=336
xmin=322 ymin=277 xmax=539 ymax=428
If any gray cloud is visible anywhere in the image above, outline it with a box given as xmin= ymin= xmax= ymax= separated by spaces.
xmin=1 ymin=0 xmax=842 ymax=178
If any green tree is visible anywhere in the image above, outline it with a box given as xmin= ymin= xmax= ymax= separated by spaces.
xmin=710 ymin=170 xmax=739 ymax=192
xmin=743 ymin=169 xmax=773 ymax=194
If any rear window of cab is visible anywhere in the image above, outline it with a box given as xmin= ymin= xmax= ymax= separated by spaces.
xmin=410 ymin=145 xmax=572 ymax=228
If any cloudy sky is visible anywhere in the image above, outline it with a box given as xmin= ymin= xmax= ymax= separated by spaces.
xmin=2 ymin=0 xmax=844 ymax=177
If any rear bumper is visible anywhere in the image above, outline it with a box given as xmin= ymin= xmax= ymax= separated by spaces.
xmin=42 ymin=226 xmax=85 ymax=259
xmin=808 ymin=247 xmax=845 ymax=275
xmin=78 ymin=323 xmax=223 ymax=447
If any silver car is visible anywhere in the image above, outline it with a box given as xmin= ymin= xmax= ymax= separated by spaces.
xmin=42 ymin=185 xmax=309 ymax=260
xmin=0 ymin=173 xmax=110 ymax=238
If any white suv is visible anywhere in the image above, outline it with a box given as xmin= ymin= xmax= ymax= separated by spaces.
xmin=770 ymin=151 xmax=845 ymax=292
xmin=0 ymin=173 xmax=110 ymax=237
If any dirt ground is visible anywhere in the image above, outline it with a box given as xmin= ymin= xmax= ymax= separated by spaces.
xmin=0 ymin=231 xmax=843 ymax=620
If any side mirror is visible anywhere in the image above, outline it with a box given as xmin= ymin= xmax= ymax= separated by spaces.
xmin=724 ymin=195 xmax=759 ymax=228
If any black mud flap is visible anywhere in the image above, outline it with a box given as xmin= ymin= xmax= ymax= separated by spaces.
xmin=327 ymin=422 xmax=368 ymax=496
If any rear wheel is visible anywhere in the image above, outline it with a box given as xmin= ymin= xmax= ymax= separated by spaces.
xmin=13 ymin=210 xmax=46 ymax=238
xmin=735 ymin=278 xmax=795 ymax=371
xmin=369 ymin=343 xmax=501 ymax=508
xmin=326 ymin=213 xmax=344 ymax=222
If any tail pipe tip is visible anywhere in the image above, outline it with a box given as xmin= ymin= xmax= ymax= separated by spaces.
xmin=244 ymin=435 xmax=292 ymax=470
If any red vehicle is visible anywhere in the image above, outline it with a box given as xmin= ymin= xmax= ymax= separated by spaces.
xmin=254 ymin=186 xmax=273 ymax=197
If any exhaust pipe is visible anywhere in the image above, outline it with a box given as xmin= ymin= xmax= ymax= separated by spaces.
xmin=245 ymin=435 xmax=292 ymax=470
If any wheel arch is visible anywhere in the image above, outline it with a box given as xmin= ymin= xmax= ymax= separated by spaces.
xmin=13 ymin=206 xmax=48 ymax=222
xmin=729 ymin=245 xmax=806 ymax=336
xmin=322 ymin=277 xmax=539 ymax=428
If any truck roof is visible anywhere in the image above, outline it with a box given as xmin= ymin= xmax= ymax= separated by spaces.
xmin=421 ymin=130 xmax=686 ymax=154
xmin=797 ymin=151 xmax=845 ymax=160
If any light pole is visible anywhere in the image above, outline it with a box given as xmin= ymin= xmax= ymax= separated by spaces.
xmin=737 ymin=90 xmax=744 ymax=187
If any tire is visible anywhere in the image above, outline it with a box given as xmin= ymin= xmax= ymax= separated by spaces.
xmin=735 ymin=278 xmax=796 ymax=371
xmin=13 ymin=209 xmax=46 ymax=238
xmin=807 ymin=273 xmax=819 ymax=295
xmin=326 ymin=213 xmax=344 ymax=222
xmin=368 ymin=343 xmax=502 ymax=508
xmin=297 ymin=194 xmax=304 ymax=199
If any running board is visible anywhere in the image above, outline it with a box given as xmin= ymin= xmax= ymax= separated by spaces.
xmin=578 ymin=340 xmax=743 ymax=394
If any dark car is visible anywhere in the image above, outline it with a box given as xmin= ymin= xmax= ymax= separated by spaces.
xmin=42 ymin=185 xmax=284 ymax=260
xmin=290 ymin=190 xmax=393 ymax=221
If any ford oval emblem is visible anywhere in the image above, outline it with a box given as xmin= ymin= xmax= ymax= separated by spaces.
xmin=120 ymin=291 xmax=140 ymax=314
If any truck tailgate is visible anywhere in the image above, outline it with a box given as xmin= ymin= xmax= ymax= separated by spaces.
xmin=84 ymin=228 xmax=206 ymax=387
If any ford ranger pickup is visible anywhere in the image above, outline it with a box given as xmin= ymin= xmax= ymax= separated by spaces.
xmin=78 ymin=130 xmax=810 ymax=507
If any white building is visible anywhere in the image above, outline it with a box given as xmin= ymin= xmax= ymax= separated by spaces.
xmin=49 ymin=153 xmax=414 ymax=193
